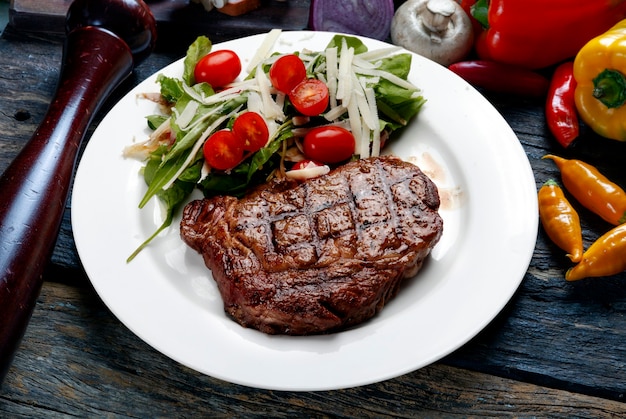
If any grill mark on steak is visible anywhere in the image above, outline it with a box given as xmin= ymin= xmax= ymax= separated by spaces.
xmin=180 ymin=156 xmax=443 ymax=335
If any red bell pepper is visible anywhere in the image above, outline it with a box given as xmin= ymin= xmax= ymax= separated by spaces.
xmin=471 ymin=0 xmax=626 ymax=70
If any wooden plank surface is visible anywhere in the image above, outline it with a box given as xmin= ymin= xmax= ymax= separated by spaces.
xmin=1 ymin=6 xmax=626 ymax=416
xmin=2 ymin=281 xmax=625 ymax=417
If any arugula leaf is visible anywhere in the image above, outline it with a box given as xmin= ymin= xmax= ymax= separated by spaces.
xmin=128 ymin=156 xmax=202 ymax=262
xmin=139 ymin=147 xmax=194 ymax=208
xmin=146 ymin=114 xmax=168 ymax=130
xmin=325 ymin=35 xmax=368 ymax=54
xmin=377 ymin=53 xmax=412 ymax=79
xmin=183 ymin=35 xmax=212 ymax=86
xmin=157 ymin=74 xmax=185 ymax=103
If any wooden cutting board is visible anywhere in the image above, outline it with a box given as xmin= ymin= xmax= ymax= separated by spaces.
xmin=8 ymin=0 xmax=310 ymax=48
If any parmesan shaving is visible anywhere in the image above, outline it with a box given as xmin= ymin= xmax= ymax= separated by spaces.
xmin=174 ymin=100 xmax=199 ymax=129
xmin=246 ymin=28 xmax=282 ymax=73
xmin=324 ymin=105 xmax=346 ymax=122
xmin=255 ymin=63 xmax=284 ymax=120
xmin=347 ymin=97 xmax=365 ymax=158
xmin=351 ymin=55 xmax=378 ymax=70
xmin=325 ymin=47 xmax=339 ymax=109
xmin=246 ymin=91 xmax=263 ymax=114
xmin=356 ymin=46 xmax=402 ymax=61
xmin=336 ymin=39 xmax=354 ymax=104
xmin=366 ymin=87 xmax=381 ymax=157
xmin=353 ymin=67 xmax=418 ymax=91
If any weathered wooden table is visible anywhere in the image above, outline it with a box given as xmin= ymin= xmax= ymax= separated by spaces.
xmin=1 ymin=1 xmax=626 ymax=416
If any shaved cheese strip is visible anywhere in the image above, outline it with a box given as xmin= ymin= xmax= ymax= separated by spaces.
xmin=353 ymin=67 xmax=417 ymax=91
xmin=173 ymin=100 xmax=199 ymax=129
xmin=351 ymin=55 xmax=378 ymax=70
xmin=246 ymin=91 xmax=263 ymax=114
xmin=181 ymin=82 xmax=206 ymax=103
xmin=356 ymin=91 xmax=376 ymax=131
xmin=361 ymin=125 xmax=371 ymax=159
xmin=324 ymin=105 xmax=346 ymax=121
xmin=346 ymin=97 xmax=366 ymax=158
xmin=181 ymin=81 xmax=257 ymax=107
xmin=336 ymin=39 xmax=354 ymax=104
xmin=246 ymin=28 xmax=282 ymax=73
xmin=162 ymin=108 xmax=240 ymax=190
xmin=352 ymin=72 xmax=377 ymax=130
xmin=356 ymin=46 xmax=402 ymax=61
xmin=299 ymin=52 xmax=317 ymax=67
xmin=366 ymin=87 xmax=381 ymax=157
xmin=359 ymin=75 xmax=379 ymax=87
xmin=314 ymin=61 xmax=327 ymax=74
xmin=255 ymin=63 xmax=284 ymax=120
xmin=325 ymin=47 xmax=339 ymax=109
xmin=185 ymin=100 xmax=233 ymax=133
xmin=274 ymin=91 xmax=286 ymax=114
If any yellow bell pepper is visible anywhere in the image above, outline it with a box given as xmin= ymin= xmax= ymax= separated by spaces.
xmin=573 ymin=19 xmax=626 ymax=141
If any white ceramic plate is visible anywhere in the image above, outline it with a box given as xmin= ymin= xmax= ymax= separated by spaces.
xmin=72 ymin=31 xmax=538 ymax=391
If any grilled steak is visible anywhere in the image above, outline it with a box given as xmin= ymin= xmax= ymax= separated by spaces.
xmin=180 ymin=156 xmax=443 ymax=335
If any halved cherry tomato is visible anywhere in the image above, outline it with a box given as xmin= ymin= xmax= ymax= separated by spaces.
xmin=289 ymin=78 xmax=329 ymax=116
xmin=269 ymin=54 xmax=307 ymax=94
xmin=232 ymin=112 xmax=269 ymax=152
xmin=194 ymin=50 xmax=241 ymax=88
xmin=203 ymin=129 xmax=244 ymax=171
xmin=303 ymin=126 xmax=355 ymax=164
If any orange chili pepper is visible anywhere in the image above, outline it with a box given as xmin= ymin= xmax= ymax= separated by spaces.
xmin=543 ymin=154 xmax=626 ymax=225
xmin=566 ymin=223 xmax=626 ymax=281
xmin=538 ymin=179 xmax=583 ymax=262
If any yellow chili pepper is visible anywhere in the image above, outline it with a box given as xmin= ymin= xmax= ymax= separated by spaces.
xmin=573 ymin=19 xmax=626 ymax=141
xmin=538 ymin=179 xmax=583 ymax=263
xmin=566 ymin=223 xmax=626 ymax=281
xmin=543 ymin=154 xmax=626 ymax=225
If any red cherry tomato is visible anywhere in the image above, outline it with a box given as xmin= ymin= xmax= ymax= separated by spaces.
xmin=203 ymin=129 xmax=244 ymax=171
xmin=303 ymin=126 xmax=355 ymax=164
xmin=269 ymin=54 xmax=307 ymax=94
xmin=232 ymin=112 xmax=269 ymax=152
xmin=289 ymin=78 xmax=329 ymax=116
xmin=194 ymin=50 xmax=242 ymax=88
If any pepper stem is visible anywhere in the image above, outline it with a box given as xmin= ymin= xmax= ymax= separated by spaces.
xmin=470 ymin=0 xmax=489 ymax=28
xmin=592 ymin=69 xmax=626 ymax=108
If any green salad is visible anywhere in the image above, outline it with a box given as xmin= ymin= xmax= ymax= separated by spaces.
xmin=125 ymin=30 xmax=426 ymax=261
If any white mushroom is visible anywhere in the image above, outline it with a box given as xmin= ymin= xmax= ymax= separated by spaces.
xmin=391 ymin=0 xmax=474 ymax=67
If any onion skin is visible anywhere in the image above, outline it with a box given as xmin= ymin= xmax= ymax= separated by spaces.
xmin=309 ymin=0 xmax=395 ymax=41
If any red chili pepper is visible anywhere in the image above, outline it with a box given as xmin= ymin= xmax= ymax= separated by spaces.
xmin=448 ymin=60 xmax=549 ymax=98
xmin=545 ymin=61 xmax=579 ymax=148
xmin=470 ymin=0 xmax=626 ymax=69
